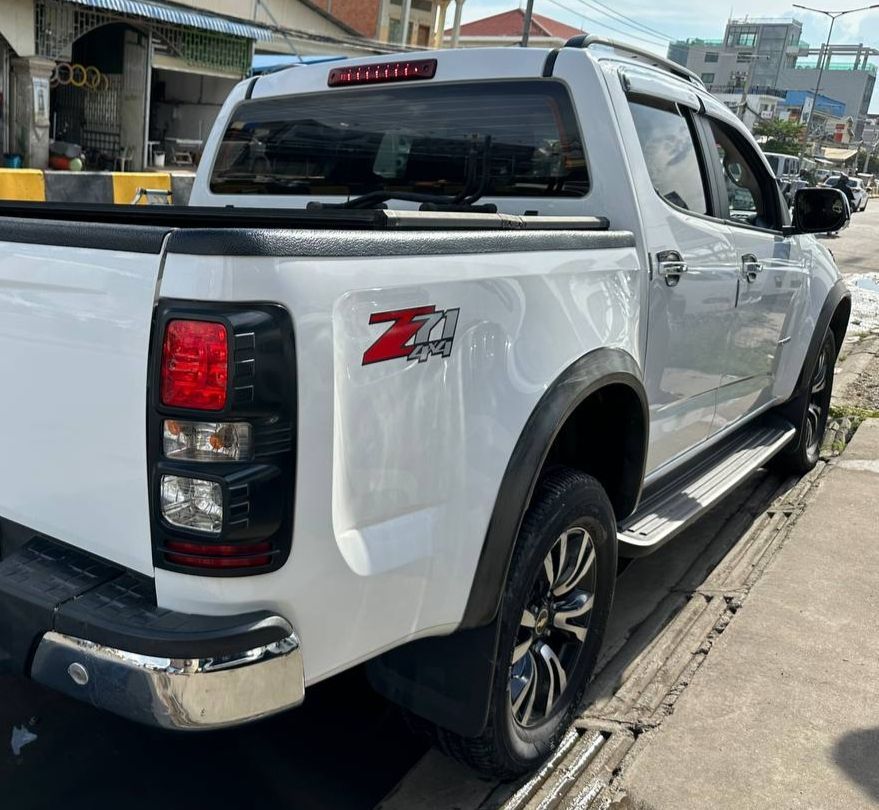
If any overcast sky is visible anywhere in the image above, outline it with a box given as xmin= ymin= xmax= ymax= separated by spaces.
xmin=462 ymin=0 xmax=879 ymax=113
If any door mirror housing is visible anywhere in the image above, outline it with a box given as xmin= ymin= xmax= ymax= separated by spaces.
xmin=788 ymin=187 xmax=850 ymax=235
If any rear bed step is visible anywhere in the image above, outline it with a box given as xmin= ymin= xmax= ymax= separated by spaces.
xmin=619 ymin=417 xmax=796 ymax=555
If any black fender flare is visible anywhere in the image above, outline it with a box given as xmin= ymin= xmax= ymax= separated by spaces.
xmin=367 ymin=348 xmax=647 ymax=737
xmin=776 ymin=279 xmax=850 ymax=453
xmin=793 ymin=279 xmax=851 ymax=400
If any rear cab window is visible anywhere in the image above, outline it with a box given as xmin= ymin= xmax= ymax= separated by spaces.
xmin=210 ymin=80 xmax=589 ymax=200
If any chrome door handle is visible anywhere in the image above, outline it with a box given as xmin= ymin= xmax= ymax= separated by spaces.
xmin=656 ymin=250 xmax=688 ymax=287
xmin=741 ymin=254 xmax=763 ymax=283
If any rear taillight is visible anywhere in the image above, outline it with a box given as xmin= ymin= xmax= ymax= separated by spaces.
xmin=161 ymin=319 xmax=228 ymax=411
xmin=165 ymin=540 xmax=272 ymax=569
xmin=149 ymin=303 xmax=296 ymax=576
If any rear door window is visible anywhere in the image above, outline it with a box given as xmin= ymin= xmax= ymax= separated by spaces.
xmin=210 ymin=80 xmax=589 ymax=198
xmin=628 ymin=99 xmax=709 ymax=215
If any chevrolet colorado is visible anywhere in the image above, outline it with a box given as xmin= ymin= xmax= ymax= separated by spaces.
xmin=0 ymin=39 xmax=851 ymax=777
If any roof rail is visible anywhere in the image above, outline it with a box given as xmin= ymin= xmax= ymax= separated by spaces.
xmin=564 ymin=35 xmax=706 ymax=88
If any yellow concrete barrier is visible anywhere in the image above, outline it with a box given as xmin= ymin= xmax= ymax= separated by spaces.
xmin=0 ymin=169 xmax=46 ymax=201
xmin=111 ymin=172 xmax=172 ymax=205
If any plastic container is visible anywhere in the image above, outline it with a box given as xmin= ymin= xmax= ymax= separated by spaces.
xmin=3 ymin=153 xmax=23 ymax=169
xmin=153 ymin=151 xmax=166 ymax=168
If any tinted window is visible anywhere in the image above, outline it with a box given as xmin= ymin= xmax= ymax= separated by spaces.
xmin=707 ymin=118 xmax=779 ymax=230
xmin=629 ymin=100 xmax=708 ymax=214
xmin=210 ymin=81 xmax=589 ymax=198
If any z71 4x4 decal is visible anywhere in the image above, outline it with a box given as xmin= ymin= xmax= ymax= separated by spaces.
xmin=362 ymin=305 xmax=460 ymax=366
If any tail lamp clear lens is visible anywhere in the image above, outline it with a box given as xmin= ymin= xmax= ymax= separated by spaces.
xmin=161 ymin=320 xmax=228 ymax=411
xmin=160 ymin=475 xmax=223 ymax=534
xmin=163 ymin=420 xmax=252 ymax=462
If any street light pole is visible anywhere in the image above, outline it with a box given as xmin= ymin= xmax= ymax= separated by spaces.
xmin=793 ymin=4 xmax=879 ymax=156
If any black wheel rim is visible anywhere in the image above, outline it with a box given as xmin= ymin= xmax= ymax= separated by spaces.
xmin=509 ymin=527 xmax=597 ymax=728
xmin=804 ymin=339 xmax=833 ymax=462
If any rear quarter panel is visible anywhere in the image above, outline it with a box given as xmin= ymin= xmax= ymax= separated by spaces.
xmin=154 ymin=234 xmax=641 ymax=683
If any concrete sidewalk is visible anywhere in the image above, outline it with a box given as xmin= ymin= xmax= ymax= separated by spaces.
xmin=616 ymin=420 xmax=879 ymax=809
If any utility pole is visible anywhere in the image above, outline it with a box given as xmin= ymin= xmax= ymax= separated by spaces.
xmin=400 ymin=0 xmax=412 ymax=45
xmin=793 ymin=4 xmax=879 ymax=158
xmin=521 ymin=0 xmax=535 ymax=46
xmin=737 ymin=54 xmax=762 ymax=125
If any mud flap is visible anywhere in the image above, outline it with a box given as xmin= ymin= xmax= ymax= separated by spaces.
xmin=366 ymin=620 xmax=500 ymax=737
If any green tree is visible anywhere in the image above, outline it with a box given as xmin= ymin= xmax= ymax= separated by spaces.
xmin=754 ymin=119 xmax=805 ymax=155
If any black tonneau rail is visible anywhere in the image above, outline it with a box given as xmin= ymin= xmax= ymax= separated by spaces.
xmin=0 ymin=201 xmax=610 ymax=232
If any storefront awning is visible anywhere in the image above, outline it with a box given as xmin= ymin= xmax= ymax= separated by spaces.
xmin=65 ymin=0 xmax=276 ymax=40
xmin=821 ymin=147 xmax=859 ymax=163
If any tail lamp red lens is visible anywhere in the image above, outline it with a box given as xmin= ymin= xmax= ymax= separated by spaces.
xmin=161 ymin=320 xmax=228 ymax=411
xmin=165 ymin=540 xmax=272 ymax=569
xmin=327 ymin=59 xmax=437 ymax=87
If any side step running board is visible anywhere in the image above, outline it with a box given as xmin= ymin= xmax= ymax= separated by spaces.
xmin=619 ymin=417 xmax=796 ymax=555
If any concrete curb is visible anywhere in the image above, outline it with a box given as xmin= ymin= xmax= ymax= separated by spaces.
xmin=835 ymin=334 xmax=879 ymax=406
xmin=0 ymin=169 xmax=194 ymax=205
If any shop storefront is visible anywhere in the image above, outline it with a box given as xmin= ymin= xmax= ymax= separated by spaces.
xmin=0 ymin=0 xmax=274 ymax=171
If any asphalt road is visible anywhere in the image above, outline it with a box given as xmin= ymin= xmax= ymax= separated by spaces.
xmin=0 ymin=665 xmax=428 ymax=809
xmin=819 ymin=203 xmax=879 ymax=277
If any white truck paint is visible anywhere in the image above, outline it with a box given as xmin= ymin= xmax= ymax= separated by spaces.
xmin=0 ymin=43 xmax=851 ymax=773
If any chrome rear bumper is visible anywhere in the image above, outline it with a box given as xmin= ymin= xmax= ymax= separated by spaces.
xmin=31 ymin=629 xmax=304 ymax=730
xmin=0 ymin=536 xmax=305 ymax=730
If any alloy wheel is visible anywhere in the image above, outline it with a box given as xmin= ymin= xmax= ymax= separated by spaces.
xmin=509 ymin=527 xmax=597 ymax=728
xmin=804 ymin=340 xmax=833 ymax=461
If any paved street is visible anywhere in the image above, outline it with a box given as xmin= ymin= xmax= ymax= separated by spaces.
xmin=0 ymin=667 xmax=428 ymax=809
xmin=820 ymin=204 xmax=879 ymax=277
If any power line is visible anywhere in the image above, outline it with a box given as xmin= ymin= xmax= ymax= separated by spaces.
xmin=577 ymin=0 xmax=676 ymax=41
xmin=543 ymin=0 xmax=670 ymax=47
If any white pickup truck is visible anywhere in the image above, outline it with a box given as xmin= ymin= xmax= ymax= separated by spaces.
xmin=0 ymin=39 xmax=851 ymax=778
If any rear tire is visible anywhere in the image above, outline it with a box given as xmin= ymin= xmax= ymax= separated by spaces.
xmin=772 ymin=330 xmax=836 ymax=475
xmin=428 ymin=469 xmax=617 ymax=778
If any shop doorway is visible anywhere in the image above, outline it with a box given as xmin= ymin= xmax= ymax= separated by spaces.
xmin=50 ymin=23 xmax=149 ymax=171
xmin=148 ymin=67 xmax=236 ymax=169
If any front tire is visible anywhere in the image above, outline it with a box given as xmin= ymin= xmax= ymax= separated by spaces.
xmin=431 ymin=469 xmax=617 ymax=778
xmin=772 ymin=330 xmax=836 ymax=475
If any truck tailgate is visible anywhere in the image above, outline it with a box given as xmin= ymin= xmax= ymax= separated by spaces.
xmin=0 ymin=222 xmax=168 ymax=574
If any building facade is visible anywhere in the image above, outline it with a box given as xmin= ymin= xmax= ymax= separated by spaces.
xmin=0 ymin=0 xmax=385 ymax=172
xmin=778 ymin=45 xmax=878 ymax=138
xmin=711 ymin=89 xmax=784 ymax=131
xmin=670 ymin=19 xmax=877 ymax=138
xmin=670 ymin=18 xmax=809 ymax=92
xmin=309 ymin=0 xmax=444 ymax=47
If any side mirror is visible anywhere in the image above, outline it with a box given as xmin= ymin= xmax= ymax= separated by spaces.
xmin=789 ymin=187 xmax=850 ymax=234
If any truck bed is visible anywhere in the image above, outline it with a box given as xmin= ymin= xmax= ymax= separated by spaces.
xmin=0 ymin=201 xmax=612 ymax=234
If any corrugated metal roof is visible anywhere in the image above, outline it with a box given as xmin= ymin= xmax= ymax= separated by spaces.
xmin=66 ymin=0 xmax=276 ymax=40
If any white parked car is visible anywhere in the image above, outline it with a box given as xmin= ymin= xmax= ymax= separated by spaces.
xmin=823 ymin=175 xmax=868 ymax=211
xmin=0 ymin=38 xmax=852 ymax=778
